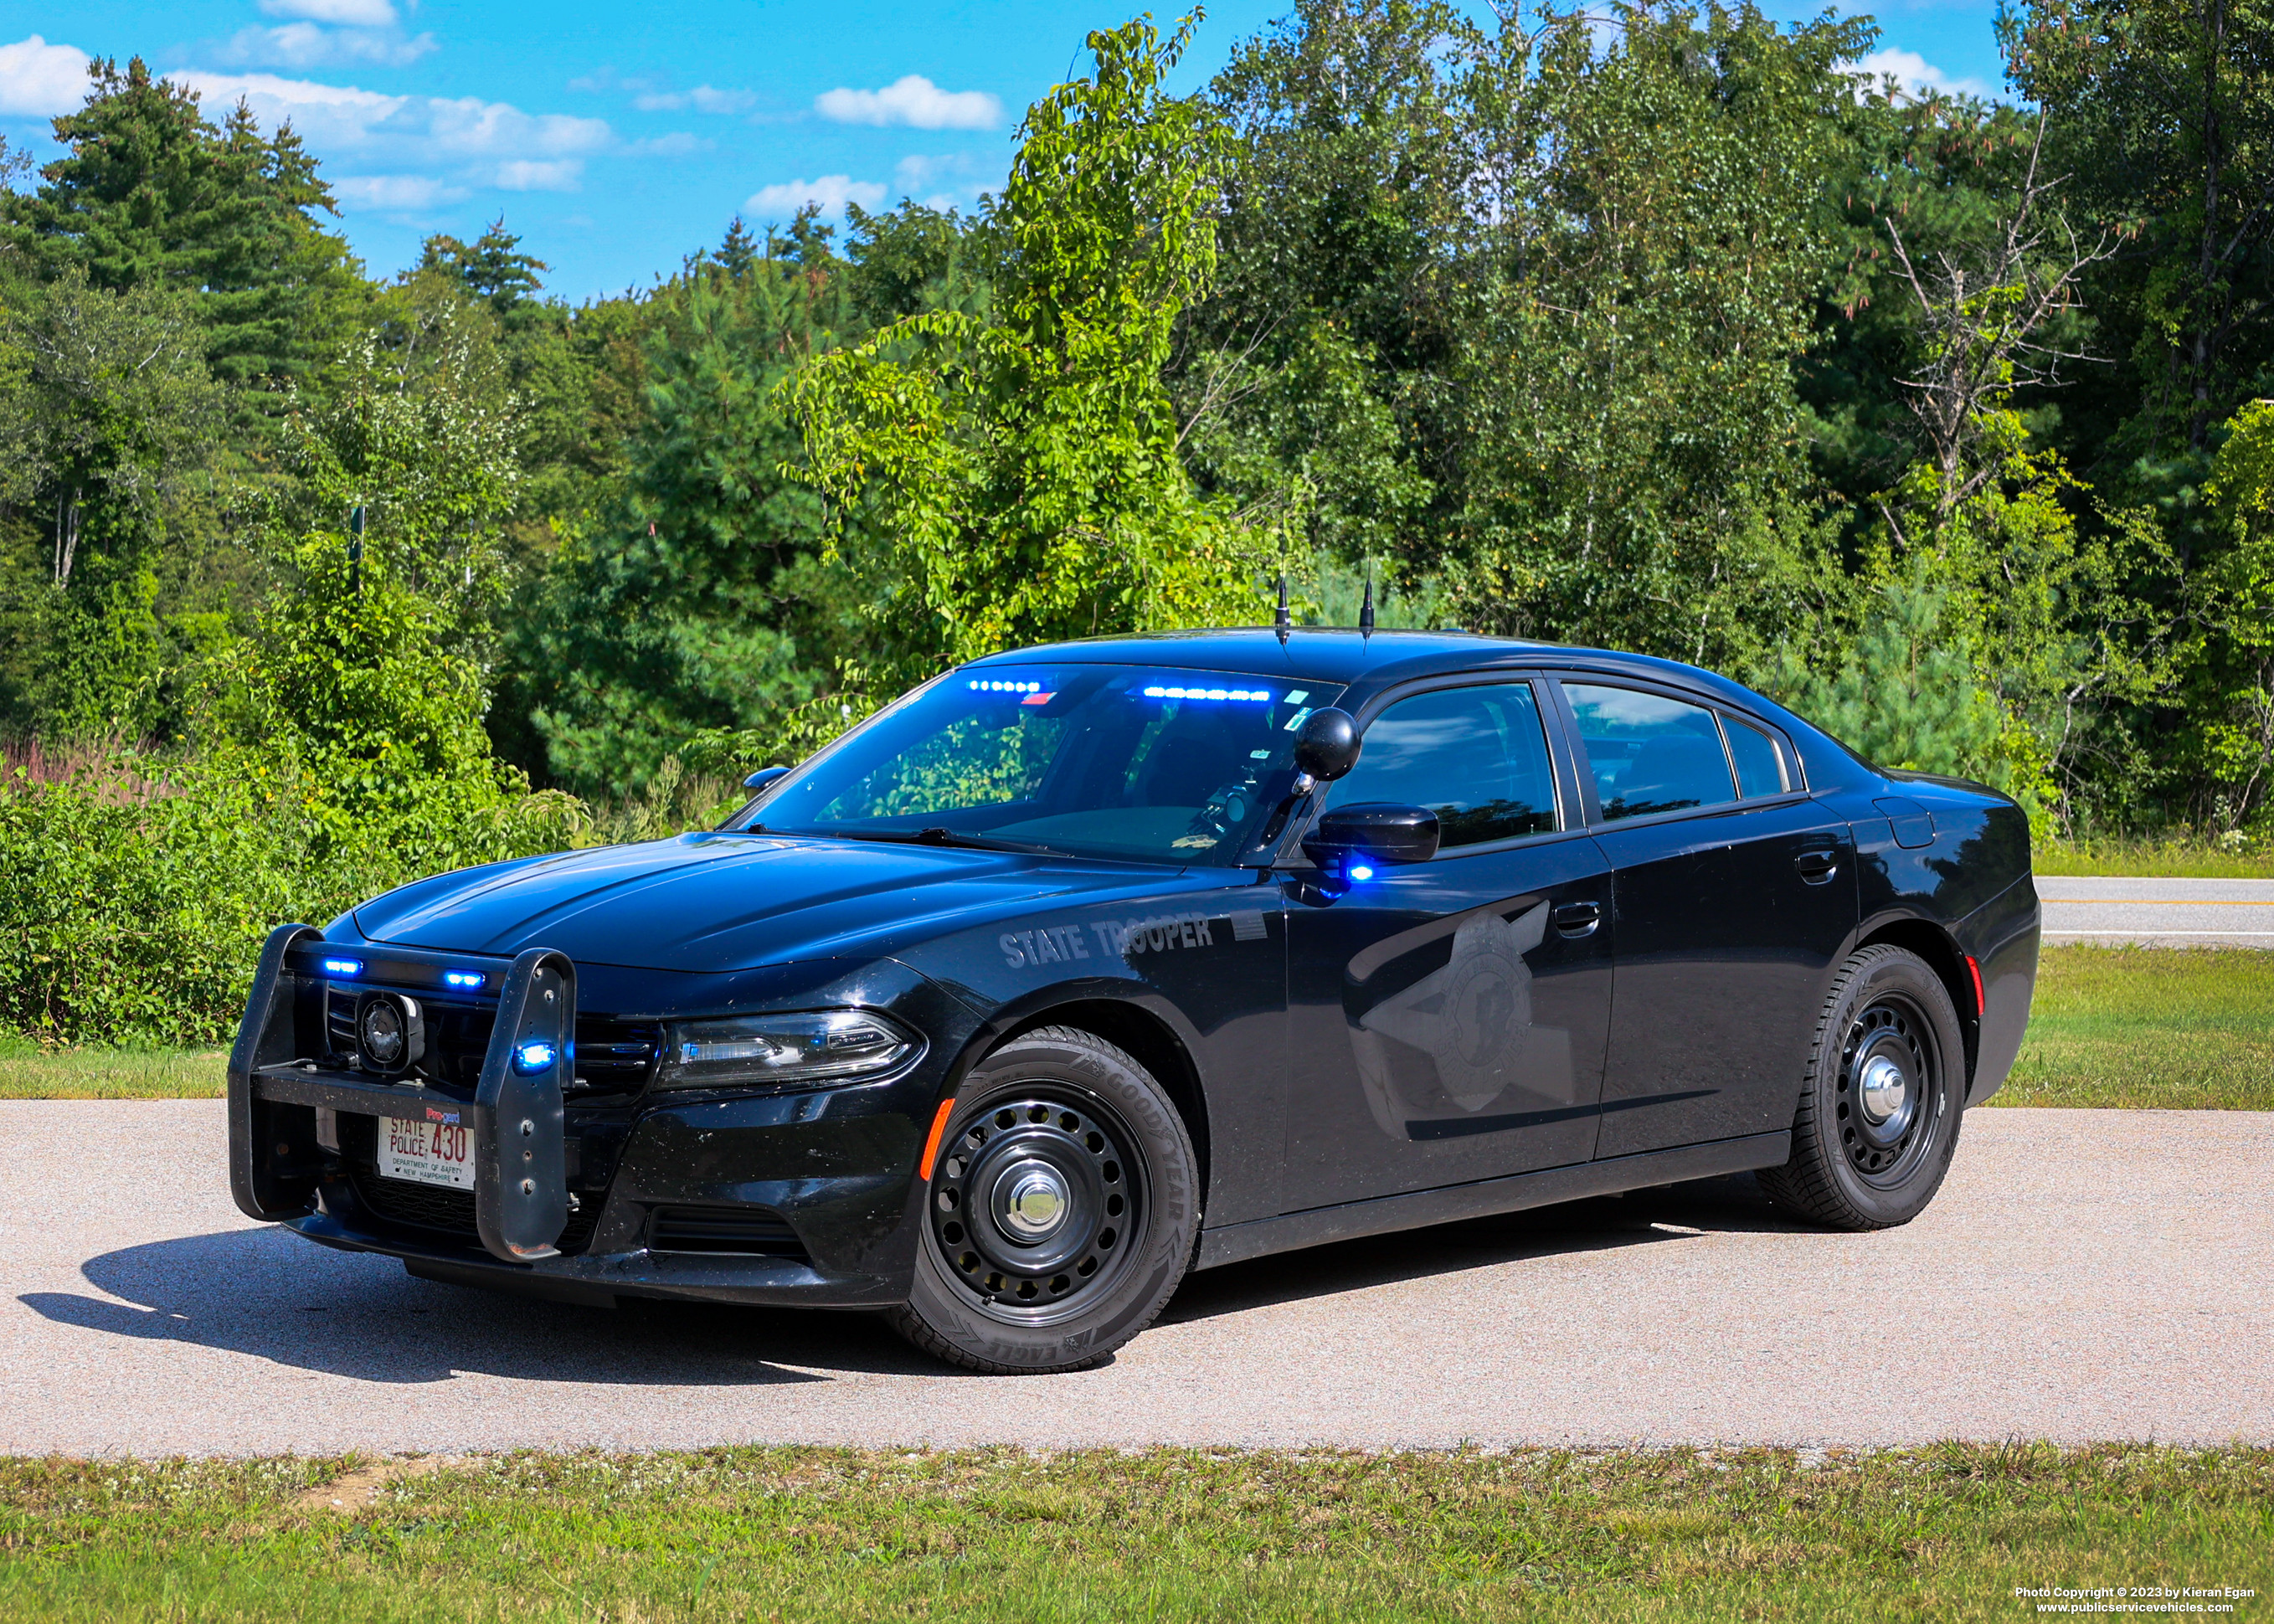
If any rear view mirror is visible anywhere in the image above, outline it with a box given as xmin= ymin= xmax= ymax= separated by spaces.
xmin=742 ymin=766 xmax=790 ymax=793
xmin=1293 ymin=707 xmax=1361 ymax=782
xmin=1303 ymin=802 xmax=1441 ymax=871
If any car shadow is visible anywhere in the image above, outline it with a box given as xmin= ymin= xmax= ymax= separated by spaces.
xmin=18 ymin=1225 xmax=942 ymax=1387
xmin=1162 ymin=1172 xmax=1812 ymax=1323
xmin=21 ymin=1177 xmax=1814 ymax=1382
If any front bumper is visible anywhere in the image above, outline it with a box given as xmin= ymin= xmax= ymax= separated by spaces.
xmin=226 ymin=925 xmax=973 ymax=1308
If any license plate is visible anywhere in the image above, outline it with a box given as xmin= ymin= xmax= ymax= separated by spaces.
xmin=378 ymin=1116 xmax=473 ymax=1190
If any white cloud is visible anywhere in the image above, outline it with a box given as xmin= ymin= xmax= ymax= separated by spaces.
xmin=1850 ymin=49 xmax=1994 ymax=102
xmin=627 ymin=131 xmax=709 ymax=157
xmin=227 ymin=23 xmax=437 ymax=69
xmin=171 ymin=69 xmax=615 ymax=193
xmin=633 ymin=84 xmax=755 ymax=115
xmin=746 ymin=174 xmax=886 ymax=219
xmin=496 ymin=158 xmax=583 ymax=190
xmin=893 ymin=152 xmax=991 ymax=211
xmin=0 ymin=33 xmax=89 ymax=117
xmin=260 ymin=0 xmax=399 ymax=24
xmin=330 ymin=172 xmax=461 ymax=209
xmin=815 ymin=75 xmax=998 ymax=130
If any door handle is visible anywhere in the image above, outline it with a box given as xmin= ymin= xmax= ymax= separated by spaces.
xmin=1794 ymin=850 xmax=1839 ymax=884
xmin=1551 ymin=901 xmax=1601 ymax=938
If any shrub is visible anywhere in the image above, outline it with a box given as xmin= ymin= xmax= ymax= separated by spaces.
xmin=0 ymin=744 xmax=576 ymax=1047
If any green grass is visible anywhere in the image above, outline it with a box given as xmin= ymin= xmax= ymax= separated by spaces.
xmin=0 ymin=1033 xmax=224 ymax=1100
xmin=2033 ymin=836 xmax=2274 ymax=877
xmin=1994 ymin=943 xmax=2274 ymax=1110
xmin=0 ymin=1444 xmax=2266 ymax=1622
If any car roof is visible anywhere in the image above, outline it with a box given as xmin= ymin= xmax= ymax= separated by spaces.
xmin=963 ymin=627 xmax=1744 ymax=697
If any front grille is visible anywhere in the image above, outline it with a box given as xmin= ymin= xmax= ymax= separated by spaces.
xmin=325 ymin=984 xmax=659 ymax=1099
xmin=337 ymin=1116 xmax=603 ymax=1255
xmin=648 ymin=1205 xmax=810 ymax=1262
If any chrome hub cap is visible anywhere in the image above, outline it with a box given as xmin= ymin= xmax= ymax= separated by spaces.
xmin=1857 ymin=1055 xmax=1908 ymax=1125
xmin=996 ymin=1161 xmax=1071 ymax=1240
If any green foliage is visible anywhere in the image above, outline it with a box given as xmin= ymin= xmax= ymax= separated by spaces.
xmin=794 ymin=15 xmax=1273 ymax=666
xmin=512 ymin=224 xmax=871 ymax=797
xmin=5 ymin=56 xmax=361 ymax=398
xmin=1769 ymin=568 xmax=2005 ymax=780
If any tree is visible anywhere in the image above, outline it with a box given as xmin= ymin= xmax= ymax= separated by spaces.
xmin=1445 ymin=2 xmax=1868 ymax=666
xmin=7 ymin=57 xmax=360 ymax=400
xmin=2007 ymin=0 xmax=2274 ymax=455
xmin=506 ymin=221 xmax=877 ymax=796
xmin=0 ymin=266 xmax=224 ymax=738
xmin=794 ymin=14 xmax=1271 ymax=665
xmin=419 ymin=220 xmax=551 ymax=335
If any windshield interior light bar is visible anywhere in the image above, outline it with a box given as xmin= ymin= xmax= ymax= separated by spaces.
xmin=320 ymin=958 xmax=364 ymax=977
xmin=1140 ymin=686 xmax=1273 ymax=702
xmin=970 ymin=680 xmax=1043 ymax=693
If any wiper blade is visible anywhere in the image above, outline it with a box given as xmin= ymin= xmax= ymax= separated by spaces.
xmin=805 ymin=825 xmax=1060 ymax=856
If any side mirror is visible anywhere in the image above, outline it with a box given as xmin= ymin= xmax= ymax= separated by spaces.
xmin=1293 ymin=707 xmax=1361 ymax=782
xmin=1302 ymin=802 xmax=1441 ymax=871
xmin=742 ymin=765 xmax=790 ymax=793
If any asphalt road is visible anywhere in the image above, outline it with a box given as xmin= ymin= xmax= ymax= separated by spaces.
xmin=5 ymin=1100 xmax=2268 ymax=1455
xmin=2039 ymin=874 xmax=2274 ymax=946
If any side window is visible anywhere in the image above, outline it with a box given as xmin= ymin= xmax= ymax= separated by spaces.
xmin=1325 ymin=683 xmax=1559 ymax=850
xmin=1724 ymin=717 xmax=1788 ymax=798
xmin=1563 ymin=684 xmax=1737 ymax=822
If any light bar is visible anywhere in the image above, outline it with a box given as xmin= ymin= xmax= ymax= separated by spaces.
xmin=969 ymin=679 xmax=1043 ymax=693
xmin=512 ymin=1040 xmax=558 ymax=1073
xmin=1139 ymin=686 xmax=1273 ymax=702
xmin=443 ymin=970 xmax=486 ymax=989
xmin=320 ymin=958 xmax=364 ymax=977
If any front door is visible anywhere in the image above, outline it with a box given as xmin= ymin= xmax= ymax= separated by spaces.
xmin=1556 ymin=681 xmax=1858 ymax=1159
xmin=1282 ymin=680 xmax=1617 ymax=1210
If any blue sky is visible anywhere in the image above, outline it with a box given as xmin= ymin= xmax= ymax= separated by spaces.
xmin=1 ymin=1 xmax=2013 ymax=305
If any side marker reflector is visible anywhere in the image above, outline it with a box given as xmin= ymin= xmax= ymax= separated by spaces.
xmin=1964 ymin=953 xmax=1985 ymax=1015
xmin=918 ymin=1097 xmax=957 ymax=1182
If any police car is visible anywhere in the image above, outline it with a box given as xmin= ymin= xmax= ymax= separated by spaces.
xmin=229 ymin=630 xmax=2041 ymax=1372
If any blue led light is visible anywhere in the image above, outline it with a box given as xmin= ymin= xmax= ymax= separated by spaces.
xmin=1347 ymin=864 xmax=1376 ymax=882
xmin=443 ymin=970 xmax=486 ymax=989
xmin=321 ymin=958 xmax=363 ymax=977
xmin=513 ymin=1040 xmax=557 ymax=1073
xmin=1139 ymin=686 xmax=1272 ymax=702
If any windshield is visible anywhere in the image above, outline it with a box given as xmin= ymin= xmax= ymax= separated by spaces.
xmin=742 ymin=665 xmax=1345 ymax=866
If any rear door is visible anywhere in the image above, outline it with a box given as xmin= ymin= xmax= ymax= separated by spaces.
xmin=1280 ymin=678 xmax=1617 ymax=1209
xmin=1555 ymin=680 xmax=1857 ymax=1159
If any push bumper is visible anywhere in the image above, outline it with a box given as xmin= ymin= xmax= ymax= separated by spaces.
xmin=226 ymin=924 xmax=955 ymax=1308
xmin=229 ymin=925 xmax=575 ymax=1262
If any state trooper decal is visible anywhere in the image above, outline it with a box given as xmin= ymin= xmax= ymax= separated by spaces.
xmin=1343 ymin=898 xmax=1577 ymax=1141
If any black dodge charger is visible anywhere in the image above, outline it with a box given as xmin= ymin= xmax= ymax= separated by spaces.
xmin=229 ymin=630 xmax=2041 ymax=1372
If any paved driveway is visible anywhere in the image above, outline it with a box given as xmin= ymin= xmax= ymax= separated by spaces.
xmin=5 ymin=1100 xmax=2268 ymax=1455
xmin=2040 ymin=875 xmax=2274 ymax=947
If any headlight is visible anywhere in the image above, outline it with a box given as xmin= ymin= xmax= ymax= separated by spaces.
xmin=656 ymin=1010 xmax=922 ymax=1091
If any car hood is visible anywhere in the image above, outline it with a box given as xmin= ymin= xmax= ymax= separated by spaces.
xmin=352 ymin=834 xmax=1179 ymax=974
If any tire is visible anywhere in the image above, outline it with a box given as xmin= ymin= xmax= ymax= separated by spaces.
xmin=889 ymin=1025 xmax=1199 ymax=1374
xmin=1757 ymin=944 xmax=1967 ymax=1231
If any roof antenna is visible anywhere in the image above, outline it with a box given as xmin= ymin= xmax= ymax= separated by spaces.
xmin=1359 ymin=558 xmax=1376 ymax=639
xmin=1273 ymin=542 xmax=1291 ymax=646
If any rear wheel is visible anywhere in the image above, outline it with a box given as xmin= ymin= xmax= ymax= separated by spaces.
xmin=890 ymin=1026 xmax=1198 ymax=1373
xmin=1758 ymin=944 xmax=1966 ymax=1230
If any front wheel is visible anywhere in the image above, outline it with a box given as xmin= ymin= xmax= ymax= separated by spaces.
xmin=889 ymin=1026 xmax=1198 ymax=1373
xmin=1758 ymin=944 xmax=1966 ymax=1230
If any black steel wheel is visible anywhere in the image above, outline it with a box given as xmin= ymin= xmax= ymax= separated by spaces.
xmin=1759 ymin=944 xmax=1966 ymax=1230
xmin=892 ymin=1026 xmax=1198 ymax=1373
